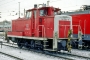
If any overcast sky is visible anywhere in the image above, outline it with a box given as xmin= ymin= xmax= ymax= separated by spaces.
xmin=0 ymin=0 xmax=90 ymax=21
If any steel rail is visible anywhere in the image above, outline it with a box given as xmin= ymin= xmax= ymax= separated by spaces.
xmin=2 ymin=42 xmax=90 ymax=60
xmin=0 ymin=51 xmax=23 ymax=60
xmin=2 ymin=42 xmax=73 ymax=60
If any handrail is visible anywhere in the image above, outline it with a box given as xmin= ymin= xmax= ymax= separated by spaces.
xmin=84 ymin=20 xmax=86 ymax=36
xmin=59 ymin=25 xmax=83 ymax=38
xmin=38 ymin=25 xmax=46 ymax=38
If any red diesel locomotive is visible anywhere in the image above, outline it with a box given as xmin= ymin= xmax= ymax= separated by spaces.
xmin=7 ymin=4 xmax=72 ymax=52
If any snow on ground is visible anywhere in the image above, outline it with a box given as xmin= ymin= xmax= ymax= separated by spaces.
xmin=0 ymin=38 xmax=13 ymax=43
xmin=0 ymin=54 xmax=16 ymax=60
xmin=0 ymin=38 xmax=90 ymax=60
xmin=0 ymin=45 xmax=65 ymax=60
xmin=0 ymin=39 xmax=4 ymax=42
xmin=71 ymin=49 xmax=90 ymax=58
xmin=0 ymin=39 xmax=65 ymax=60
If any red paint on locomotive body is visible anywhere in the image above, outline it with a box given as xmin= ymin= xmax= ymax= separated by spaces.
xmin=8 ymin=7 xmax=58 ymax=38
xmin=8 ymin=6 xmax=72 ymax=39
xmin=59 ymin=21 xmax=70 ymax=38
xmin=72 ymin=14 xmax=90 ymax=35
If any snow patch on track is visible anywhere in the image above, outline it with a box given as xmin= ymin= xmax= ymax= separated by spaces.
xmin=0 ymin=45 xmax=64 ymax=60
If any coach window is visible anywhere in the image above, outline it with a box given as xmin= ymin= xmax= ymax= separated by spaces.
xmin=26 ymin=11 xmax=32 ymax=19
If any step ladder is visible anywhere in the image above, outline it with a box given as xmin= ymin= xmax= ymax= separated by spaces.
xmin=43 ymin=40 xmax=49 ymax=50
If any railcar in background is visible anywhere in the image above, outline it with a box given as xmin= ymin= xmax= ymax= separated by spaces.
xmin=61 ymin=5 xmax=90 ymax=49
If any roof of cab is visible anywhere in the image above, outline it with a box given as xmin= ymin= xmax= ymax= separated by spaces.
xmin=26 ymin=6 xmax=60 ymax=12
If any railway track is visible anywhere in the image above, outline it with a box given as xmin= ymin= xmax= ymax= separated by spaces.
xmin=0 ymin=51 xmax=23 ymax=60
xmin=1 ymin=42 xmax=90 ymax=60
xmin=62 ymin=53 xmax=90 ymax=60
xmin=1 ymin=43 xmax=72 ymax=60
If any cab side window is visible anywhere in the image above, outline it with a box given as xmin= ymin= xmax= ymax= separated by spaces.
xmin=26 ymin=11 xmax=32 ymax=19
xmin=40 ymin=10 xmax=47 ymax=16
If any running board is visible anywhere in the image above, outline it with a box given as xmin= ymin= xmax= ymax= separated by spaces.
xmin=7 ymin=35 xmax=47 ymax=40
xmin=44 ymin=49 xmax=56 ymax=51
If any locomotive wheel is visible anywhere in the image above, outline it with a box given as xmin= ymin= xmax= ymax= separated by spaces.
xmin=37 ymin=44 xmax=43 ymax=51
xmin=30 ymin=40 xmax=35 ymax=49
xmin=17 ymin=39 xmax=23 ymax=49
xmin=17 ymin=43 xmax=23 ymax=49
xmin=24 ymin=42 xmax=29 ymax=48
xmin=40 ymin=44 xmax=43 ymax=51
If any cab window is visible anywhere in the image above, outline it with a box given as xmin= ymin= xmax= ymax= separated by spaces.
xmin=26 ymin=11 xmax=32 ymax=19
xmin=40 ymin=10 xmax=47 ymax=16
xmin=54 ymin=9 xmax=61 ymax=15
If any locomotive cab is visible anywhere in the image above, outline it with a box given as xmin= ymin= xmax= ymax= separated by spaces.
xmin=39 ymin=7 xmax=60 ymax=16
